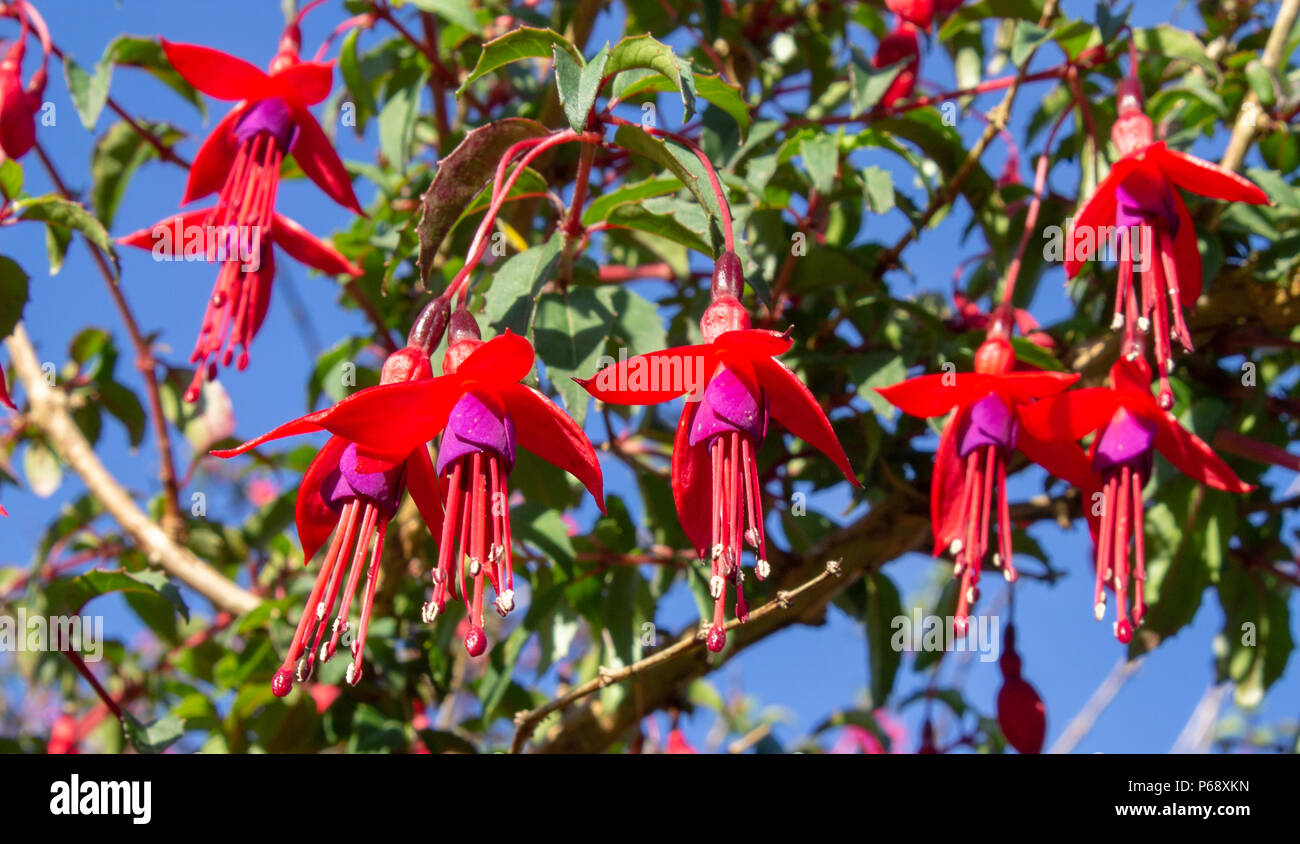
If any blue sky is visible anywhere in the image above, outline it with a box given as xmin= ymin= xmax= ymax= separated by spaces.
xmin=2 ymin=0 xmax=1296 ymax=753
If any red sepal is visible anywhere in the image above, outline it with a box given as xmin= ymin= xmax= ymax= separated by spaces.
xmin=499 ymin=383 xmax=605 ymax=512
xmin=671 ymin=400 xmax=712 ymax=559
xmin=182 ymin=104 xmax=246 ymax=204
xmin=752 ymin=356 xmax=859 ymax=486
xmin=272 ymin=213 xmax=363 ymax=276
xmin=160 ymin=40 xmax=271 ymax=101
xmin=290 ymin=105 xmax=363 ymax=215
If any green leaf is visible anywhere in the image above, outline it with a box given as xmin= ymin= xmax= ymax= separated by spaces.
xmin=104 ymin=36 xmax=206 ymax=117
xmin=0 ymin=256 xmax=30 ymax=340
xmin=611 ymin=69 xmax=750 ymax=140
xmin=605 ymin=34 xmax=694 ymax=118
xmin=122 ymin=713 xmax=186 ymax=754
xmin=47 ymin=568 xmax=189 ymax=618
xmin=0 ymin=158 xmax=22 ymax=200
xmin=556 ymin=42 xmax=609 ymax=131
xmin=801 ymin=134 xmax=839 ymax=195
xmin=398 ymin=0 xmax=482 ymax=35
xmin=582 ymin=176 xmax=683 ymax=225
xmin=863 ymin=573 xmax=904 ymax=707
xmin=99 ymin=380 xmax=147 ymax=447
xmin=62 ymin=54 xmax=112 ymax=129
xmin=15 ymin=196 xmax=119 ymax=276
xmin=415 ymin=117 xmax=551 ymax=285
xmin=1132 ymin=26 xmax=1219 ymax=80
xmin=612 ymin=123 xmax=727 ymax=253
xmin=92 ymin=120 xmax=184 ymax=229
xmin=482 ymin=232 xmax=564 ymax=338
xmin=1216 ymin=563 xmax=1293 ymax=709
xmin=379 ymin=70 xmax=428 ymax=173
xmin=848 ymin=53 xmax=906 ymax=116
xmin=862 ymin=165 xmax=896 ymax=213
xmin=604 ymin=201 xmax=714 ymax=255
xmin=458 ymin=27 xmax=582 ymax=95
xmin=534 ymin=286 xmax=614 ymax=427
xmin=1010 ymin=21 xmax=1052 ymax=67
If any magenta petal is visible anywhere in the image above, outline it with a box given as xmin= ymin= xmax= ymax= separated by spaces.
xmin=321 ymin=443 xmax=406 ymax=515
xmin=958 ymin=393 xmax=1017 ymax=456
xmin=236 ymin=97 xmax=299 ymax=152
xmin=435 ymin=392 xmax=517 ymax=474
xmin=688 ymin=366 xmax=767 ymax=447
xmin=1093 ymin=406 xmax=1157 ymax=472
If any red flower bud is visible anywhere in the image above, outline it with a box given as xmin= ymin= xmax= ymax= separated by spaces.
xmin=996 ymin=625 xmax=1046 ymax=754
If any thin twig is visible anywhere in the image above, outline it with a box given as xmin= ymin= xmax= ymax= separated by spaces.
xmin=33 ymin=141 xmax=184 ymax=537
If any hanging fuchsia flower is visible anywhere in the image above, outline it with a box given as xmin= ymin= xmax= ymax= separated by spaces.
xmin=873 ymin=20 xmax=920 ymax=108
xmin=876 ymin=314 xmax=1093 ymax=633
xmin=156 ymin=0 xmax=362 ymax=398
xmin=118 ymin=208 xmax=362 ymax=400
xmin=213 ymin=304 xmax=451 ymax=695
xmin=1019 ymin=343 xmax=1252 ymax=643
xmin=1065 ymin=62 xmax=1269 ymax=408
xmin=413 ymin=311 xmax=604 ymax=655
xmin=223 ymin=307 xmax=604 ymax=657
xmin=578 ymin=253 xmax=858 ymax=652
xmin=0 ymin=1 xmax=49 ymax=161
xmin=996 ymin=624 xmax=1045 ymax=754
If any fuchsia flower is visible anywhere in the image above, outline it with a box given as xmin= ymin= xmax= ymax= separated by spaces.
xmin=579 ymin=253 xmax=858 ymax=652
xmin=118 ymin=208 xmax=362 ymax=399
xmin=876 ymin=313 xmax=1094 ymax=633
xmin=1019 ymin=341 xmax=1252 ymax=643
xmin=1066 ymin=64 xmax=1269 ymax=408
xmin=155 ymin=0 xmax=363 ymax=399
xmin=873 ymin=20 xmax=920 ymax=108
xmin=0 ymin=1 xmax=48 ymax=161
xmin=214 ymin=313 xmax=449 ymax=695
xmin=223 ymin=306 xmax=604 ymax=661
xmin=412 ymin=311 xmax=605 ymax=655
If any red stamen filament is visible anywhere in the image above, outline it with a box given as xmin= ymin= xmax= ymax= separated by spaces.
xmin=951 ymin=444 xmax=1014 ymax=636
xmin=424 ymin=452 xmax=513 ymax=656
xmin=705 ymin=432 xmax=768 ymax=652
xmin=185 ymin=127 xmax=285 ymax=401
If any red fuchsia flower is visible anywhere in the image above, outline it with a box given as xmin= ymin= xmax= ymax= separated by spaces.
xmin=0 ymin=1 xmax=49 ymax=161
xmin=413 ymin=310 xmax=603 ymax=655
xmin=118 ymin=208 xmax=362 ymax=399
xmin=996 ymin=624 xmax=1045 ymax=754
xmin=213 ymin=303 xmax=452 ymax=695
xmin=885 ymin=0 xmax=933 ymax=30
xmin=1019 ymin=341 xmax=1252 ymax=644
xmin=873 ymin=20 xmax=920 ymax=108
xmin=578 ymin=253 xmax=858 ymax=653
xmin=224 ymin=307 xmax=604 ymax=659
xmin=157 ymin=0 xmax=362 ymax=398
xmin=875 ymin=313 xmax=1094 ymax=634
xmin=1066 ymin=63 xmax=1269 ymax=409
